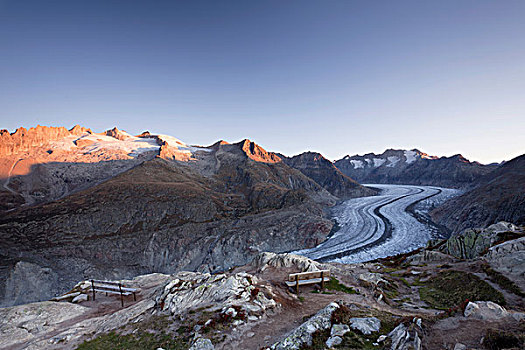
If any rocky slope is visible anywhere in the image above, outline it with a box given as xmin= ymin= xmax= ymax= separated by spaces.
xmin=279 ymin=152 xmax=377 ymax=199
xmin=334 ymin=149 xmax=496 ymax=189
xmin=1 ymin=222 xmax=523 ymax=350
xmin=431 ymin=154 xmax=525 ymax=233
xmin=0 ymin=127 xmax=363 ymax=307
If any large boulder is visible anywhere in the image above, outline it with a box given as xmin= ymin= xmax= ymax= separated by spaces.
xmin=270 ymin=302 xmax=339 ymax=350
xmin=388 ymin=322 xmax=422 ymax=350
xmin=484 ymin=237 xmax=525 ymax=289
xmin=157 ymin=271 xmax=276 ymax=318
xmin=251 ymin=252 xmax=323 ymax=272
xmin=407 ymin=250 xmax=457 ymax=265
xmin=3 ymin=261 xmax=60 ymax=307
xmin=463 ymin=301 xmax=522 ymax=321
xmin=189 ymin=337 xmax=215 ymax=350
xmin=440 ymin=221 xmax=523 ymax=259
xmin=349 ymin=317 xmax=381 ymax=335
xmin=0 ymin=301 xmax=89 ymax=348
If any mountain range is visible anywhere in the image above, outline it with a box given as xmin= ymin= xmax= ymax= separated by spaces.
xmin=0 ymin=125 xmax=523 ymax=308
xmin=0 ymin=125 xmax=370 ymax=306
xmin=334 ymin=149 xmax=497 ymax=189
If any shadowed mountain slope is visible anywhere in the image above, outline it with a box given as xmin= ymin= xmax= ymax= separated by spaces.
xmin=431 ymin=154 xmax=525 ymax=233
xmin=279 ymin=151 xmax=377 ymax=199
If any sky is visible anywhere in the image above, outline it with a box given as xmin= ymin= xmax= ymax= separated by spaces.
xmin=0 ymin=0 xmax=524 ymax=164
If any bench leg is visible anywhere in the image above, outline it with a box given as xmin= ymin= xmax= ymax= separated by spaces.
xmin=91 ymin=280 xmax=96 ymax=301
xmin=119 ymin=283 xmax=124 ymax=308
xmin=321 ymin=271 xmax=325 ymax=290
xmin=133 ymin=292 xmax=136 ymax=301
xmin=295 ymin=276 xmax=299 ymax=295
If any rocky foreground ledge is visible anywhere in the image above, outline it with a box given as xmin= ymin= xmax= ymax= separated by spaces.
xmin=1 ymin=222 xmax=524 ymax=350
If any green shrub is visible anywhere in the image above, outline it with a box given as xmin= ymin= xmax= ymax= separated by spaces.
xmin=419 ymin=270 xmax=505 ymax=310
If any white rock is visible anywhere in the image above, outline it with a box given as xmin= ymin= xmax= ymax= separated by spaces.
xmin=464 ymin=301 xmax=509 ymax=320
xmin=358 ymin=273 xmax=387 ymax=287
xmin=72 ymin=294 xmax=89 ymax=303
xmin=453 ymin=343 xmax=467 ymax=350
xmin=349 ymin=317 xmax=381 ymax=335
xmin=377 ymin=335 xmax=387 ymax=342
xmin=189 ymin=337 xmax=214 ymax=350
xmin=326 ymin=335 xmax=342 ymax=348
xmin=270 ymin=302 xmax=339 ymax=350
xmin=52 ymin=291 xmax=81 ymax=302
xmin=224 ymin=307 xmax=237 ymax=318
xmin=252 ymin=252 xmax=323 ymax=272
xmin=331 ymin=323 xmax=350 ymax=337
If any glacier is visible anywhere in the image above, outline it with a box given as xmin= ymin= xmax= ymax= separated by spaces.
xmin=294 ymin=184 xmax=460 ymax=264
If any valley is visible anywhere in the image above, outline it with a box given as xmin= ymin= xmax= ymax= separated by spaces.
xmin=295 ymin=184 xmax=459 ymax=263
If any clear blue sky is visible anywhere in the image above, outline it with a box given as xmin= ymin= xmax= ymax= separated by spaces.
xmin=1 ymin=0 xmax=524 ymax=163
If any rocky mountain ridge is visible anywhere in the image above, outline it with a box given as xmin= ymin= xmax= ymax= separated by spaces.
xmin=431 ymin=154 xmax=525 ymax=233
xmin=278 ymin=151 xmax=377 ymax=199
xmin=0 ymin=125 xmax=371 ymax=307
xmin=334 ymin=149 xmax=497 ymax=189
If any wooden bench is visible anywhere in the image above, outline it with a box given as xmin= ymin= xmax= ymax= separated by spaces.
xmin=285 ymin=270 xmax=330 ymax=294
xmin=90 ymin=279 xmax=139 ymax=307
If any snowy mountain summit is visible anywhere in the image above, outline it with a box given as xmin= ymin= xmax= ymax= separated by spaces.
xmin=334 ymin=149 xmax=495 ymax=189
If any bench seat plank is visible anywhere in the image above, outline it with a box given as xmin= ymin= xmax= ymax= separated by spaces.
xmin=93 ymin=284 xmax=138 ymax=293
xmin=285 ymin=277 xmax=330 ymax=287
xmin=93 ymin=288 xmax=132 ymax=296
xmin=288 ymin=270 xmax=330 ymax=281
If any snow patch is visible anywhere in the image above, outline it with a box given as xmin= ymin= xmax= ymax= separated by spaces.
xmin=386 ymin=156 xmax=400 ymax=167
xmin=404 ymin=150 xmax=417 ymax=164
xmin=76 ymin=134 xmax=160 ymax=156
xmin=373 ymin=158 xmax=386 ymax=167
xmin=350 ymin=160 xmax=364 ymax=169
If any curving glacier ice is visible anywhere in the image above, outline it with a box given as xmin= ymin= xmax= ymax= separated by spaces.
xmin=294 ymin=184 xmax=460 ymax=264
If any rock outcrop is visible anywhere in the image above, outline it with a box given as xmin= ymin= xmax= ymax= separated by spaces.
xmin=251 ymin=252 xmax=324 ymax=273
xmin=157 ymin=271 xmax=277 ymax=317
xmin=438 ymin=221 xmax=523 ymax=259
xmin=269 ymin=302 xmax=340 ymax=350
xmin=464 ymin=301 xmax=524 ymax=321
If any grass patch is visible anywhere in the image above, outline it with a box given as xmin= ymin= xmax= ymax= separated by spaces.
xmin=419 ymin=270 xmax=505 ymax=310
xmin=482 ymin=264 xmax=525 ymax=297
xmin=483 ymin=328 xmax=524 ymax=350
xmin=301 ymin=328 xmax=330 ymax=350
xmin=398 ymin=278 xmax=411 ymax=288
xmin=325 ymin=277 xmax=357 ymax=294
xmin=76 ymin=331 xmax=187 ymax=350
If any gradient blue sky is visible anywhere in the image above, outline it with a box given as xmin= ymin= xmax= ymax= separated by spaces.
xmin=1 ymin=0 xmax=524 ymax=163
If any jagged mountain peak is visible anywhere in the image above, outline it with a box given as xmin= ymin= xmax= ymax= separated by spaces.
xmin=280 ymin=150 xmax=376 ymax=199
xmin=102 ymin=126 xmax=133 ymax=141
xmin=233 ymin=139 xmax=282 ymax=163
xmin=69 ymin=125 xmax=92 ymax=135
